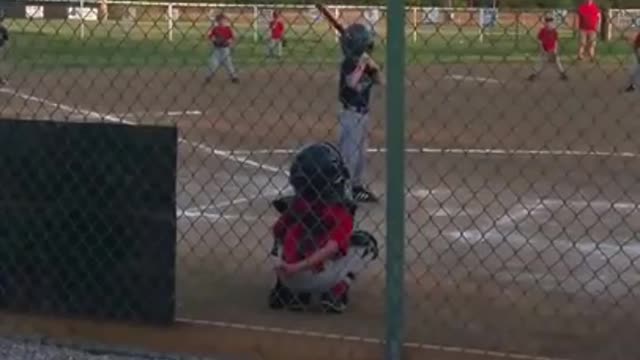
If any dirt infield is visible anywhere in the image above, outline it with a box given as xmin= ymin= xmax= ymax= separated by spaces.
xmin=1 ymin=61 xmax=640 ymax=360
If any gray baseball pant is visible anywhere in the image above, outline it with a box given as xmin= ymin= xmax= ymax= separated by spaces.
xmin=0 ymin=46 xmax=6 ymax=82
xmin=208 ymin=47 xmax=237 ymax=79
xmin=279 ymin=246 xmax=374 ymax=292
xmin=267 ymin=39 xmax=282 ymax=57
xmin=533 ymin=51 xmax=565 ymax=75
xmin=630 ymin=49 xmax=640 ymax=87
xmin=338 ymin=109 xmax=369 ymax=187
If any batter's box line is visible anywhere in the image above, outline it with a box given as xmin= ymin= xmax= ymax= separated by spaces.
xmin=223 ymin=147 xmax=640 ymax=159
xmin=177 ymin=208 xmax=263 ymax=222
xmin=112 ymin=110 xmax=203 ymax=118
xmin=0 ymin=87 xmax=286 ymax=175
xmin=445 ymin=74 xmax=503 ymax=84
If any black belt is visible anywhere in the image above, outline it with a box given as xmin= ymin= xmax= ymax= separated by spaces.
xmin=342 ymin=104 xmax=369 ymax=114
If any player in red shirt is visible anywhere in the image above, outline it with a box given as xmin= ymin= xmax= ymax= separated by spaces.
xmin=205 ymin=13 xmax=239 ymax=84
xmin=577 ymin=0 xmax=601 ymax=61
xmin=624 ymin=32 xmax=640 ymax=92
xmin=528 ymin=15 xmax=568 ymax=81
xmin=268 ymin=142 xmax=378 ymax=314
xmin=267 ymin=10 xmax=285 ymax=58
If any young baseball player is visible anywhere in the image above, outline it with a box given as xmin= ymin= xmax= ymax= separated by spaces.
xmin=528 ymin=16 xmax=568 ymax=81
xmin=577 ymin=0 xmax=601 ymax=62
xmin=267 ymin=10 xmax=285 ymax=58
xmin=625 ymin=31 xmax=640 ymax=92
xmin=0 ymin=16 xmax=9 ymax=86
xmin=338 ymin=23 xmax=383 ymax=203
xmin=269 ymin=142 xmax=378 ymax=314
xmin=204 ymin=13 xmax=239 ymax=84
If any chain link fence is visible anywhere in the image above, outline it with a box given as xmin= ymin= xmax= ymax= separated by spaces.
xmin=1 ymin=1 xmax=640 ymax=359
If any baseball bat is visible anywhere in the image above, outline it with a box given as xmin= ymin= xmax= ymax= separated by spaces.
xmin=315 ymin=4 xmax=344 ymax=36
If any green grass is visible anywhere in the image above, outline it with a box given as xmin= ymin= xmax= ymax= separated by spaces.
xmin=3 ymin=19 xmax=636 ymax=69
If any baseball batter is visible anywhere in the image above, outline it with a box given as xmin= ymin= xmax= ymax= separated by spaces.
xmin=528 ymin=16 xmax=568 ymax=81
xmin=205 ymin=13 xmax=239 ymax=84
xmin=0 ymin=16 xmax=8 ymax=85
xmin=625 ymin=31 xmax=640 ymax=92
xmin=338 ymin=23 xmax=383 ymax=203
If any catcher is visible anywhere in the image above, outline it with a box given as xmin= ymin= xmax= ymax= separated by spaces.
xmin=528 ymin=15 xmax=568 ymax=81
xmin=205 ymin=13 xmax=239 ymax=84
xmin=268 ymin=142 xmax=378 ymax=314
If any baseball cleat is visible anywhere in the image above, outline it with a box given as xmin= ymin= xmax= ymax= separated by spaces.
xmin=231 ymin=77 xmax=239 ymax=84
xmin=527 ymin=74 xmax=537 ymax=81
xmin=625 ymin=84 xmax=636 ymax=93
xmin=560 ymin=73 xmax=569 ymax=81
xmin=320 ymin=292 xmax=348 ymax=314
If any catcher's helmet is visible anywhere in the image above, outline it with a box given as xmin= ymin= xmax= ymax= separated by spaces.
xmin=289 ymin=142 xmax=351 ymax=202
xmin=341 ymin=23 xmax=374 ymax=59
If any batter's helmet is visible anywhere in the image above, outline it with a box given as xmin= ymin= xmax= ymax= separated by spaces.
xmin=341 ymin=23 xmax=374 ymax=59
xmin=289 ymin=142 xmax=351 ymax=203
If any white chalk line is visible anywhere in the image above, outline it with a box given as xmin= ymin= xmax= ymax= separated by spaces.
xmin=0 ymin=87 xmax=285 ymax=175
xmin=175 ymin=318 xmax=569 ymax=360
xmin=445 ymin=74 xmax=502 ymax=84
xmin=113 ymin=110 xmax=203 ymax=117
xmin=212 ymin=188 xmax=291 ymax=208
xmin=177 ymin=208 xmax=260 ymax=221
xmin=223 ymin=147 xmax=640 ymax=159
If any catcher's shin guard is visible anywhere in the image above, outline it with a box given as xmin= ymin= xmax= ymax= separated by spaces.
xmin=268 ymin=280 xmax=311 ymax=311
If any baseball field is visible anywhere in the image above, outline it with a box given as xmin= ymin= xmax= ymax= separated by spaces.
xmin=2 ymin=11 xmax=640 ymax=360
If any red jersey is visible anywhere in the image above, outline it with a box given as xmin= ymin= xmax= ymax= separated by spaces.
xmin=273 ymin=197 xmax=353 ymax=269
xmin=270 ymin=19 xmax=285 ymax=40
xmin=538 ymin=27 xmax=559 ymax=53
xmin=208 ymin=25 xmax=234 ymax=46
xmin=578 ymin=2 xmax=600 ymax=31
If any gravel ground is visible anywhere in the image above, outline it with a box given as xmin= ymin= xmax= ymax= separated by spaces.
xmin=0 ymin=337 xmax=228 ymax=360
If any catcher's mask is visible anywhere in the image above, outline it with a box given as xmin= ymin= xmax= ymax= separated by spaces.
xmin=288 ymin=142 xmax=352 ymax=203
xmin=341 ymin=23 xmax=374 ymax=59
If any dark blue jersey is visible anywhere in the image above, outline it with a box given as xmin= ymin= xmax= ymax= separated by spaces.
xmin=339 ymin=57 xmax=375 ymax=111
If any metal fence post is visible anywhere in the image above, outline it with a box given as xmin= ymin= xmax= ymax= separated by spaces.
xmin=80 ymin=0 xmax=85 ymax=40
xmin=167 ymin=3 xmax=173 ymax=42
xmin=385 ymin=0 xmax=405 ymax=358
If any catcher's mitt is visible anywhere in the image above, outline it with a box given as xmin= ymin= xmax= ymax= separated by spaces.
xmin=350 ymin=230 xmax=379 ymax=260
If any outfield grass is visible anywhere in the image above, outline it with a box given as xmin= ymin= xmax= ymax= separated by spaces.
xmin=2 ymin=19 xmax=635 ymax=69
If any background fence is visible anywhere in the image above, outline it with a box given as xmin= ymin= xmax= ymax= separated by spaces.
xmin=1 ymin=1 xmax=640 ymax=360
xmin=10 ymin=1 xmax=640 ymax=41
